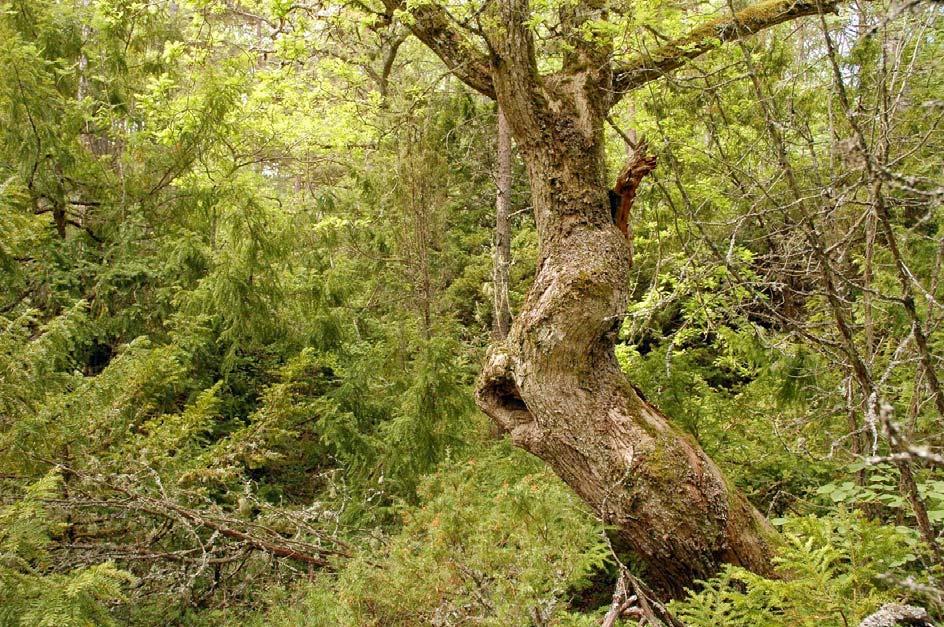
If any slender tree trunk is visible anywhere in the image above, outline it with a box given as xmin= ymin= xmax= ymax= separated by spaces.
xmin=492 ymin=107 xmax=513 ymax=340
xmin=53 ymin=203 xmax=67 ymax=239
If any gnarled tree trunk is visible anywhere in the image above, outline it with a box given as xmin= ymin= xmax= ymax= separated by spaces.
xmin=475 ymin=144 xmax=775 ymax=598
xmin=380 ymin=0 xmax=844 ymax=598
xmin=475 ymin=43 xmax=774 ymax=597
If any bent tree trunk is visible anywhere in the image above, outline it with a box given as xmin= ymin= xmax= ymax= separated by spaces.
xmin=474 ymin=77 xmax=774 ymax=600
xmin=475 ymin=167 xmax=774 ymax=598
xmin=379 ymin=0 xmax=839 ymax=598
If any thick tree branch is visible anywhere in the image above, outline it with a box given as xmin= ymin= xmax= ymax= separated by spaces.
xmin=487 ymin=0 xmax=555 ymax=142
xmin=611 ymin=0 xmax=839 ymax=104
xmin=380 ymin=0 xmax=495 ymax=98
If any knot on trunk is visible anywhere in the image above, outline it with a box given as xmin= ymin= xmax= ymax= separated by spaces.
xmin=475 ymin=347 xmax=537 ymax=445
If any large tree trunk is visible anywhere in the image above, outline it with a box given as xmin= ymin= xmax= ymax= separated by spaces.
xmin=377 ymin=0 xmax=839 ymax=598
xmin=475 ymin=49 xmax=775 ymax=598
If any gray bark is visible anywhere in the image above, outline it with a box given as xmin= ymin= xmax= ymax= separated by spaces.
xmin=492 ymin=107 xmax=513 ymax=340
xmin=472 ymin=2 xmax=775 ymax=597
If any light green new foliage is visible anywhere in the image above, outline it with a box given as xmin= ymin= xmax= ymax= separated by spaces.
xmin=670 ymin=511 xmax=921 ymax=627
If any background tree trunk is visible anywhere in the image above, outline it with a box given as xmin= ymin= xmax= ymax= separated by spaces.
xmin=492 ymin=107 xmax=513 ymax=341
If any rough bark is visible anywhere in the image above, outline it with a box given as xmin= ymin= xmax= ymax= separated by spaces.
xmin=858 ymin=604 xmax=932 ymax=627
xmin=468 ymin=2 xmax=776 ymax=597
xmin=474 ymin=110 xmax=775 ymax=598
xmin=372 ymin=0 xmax=851 ymax=598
